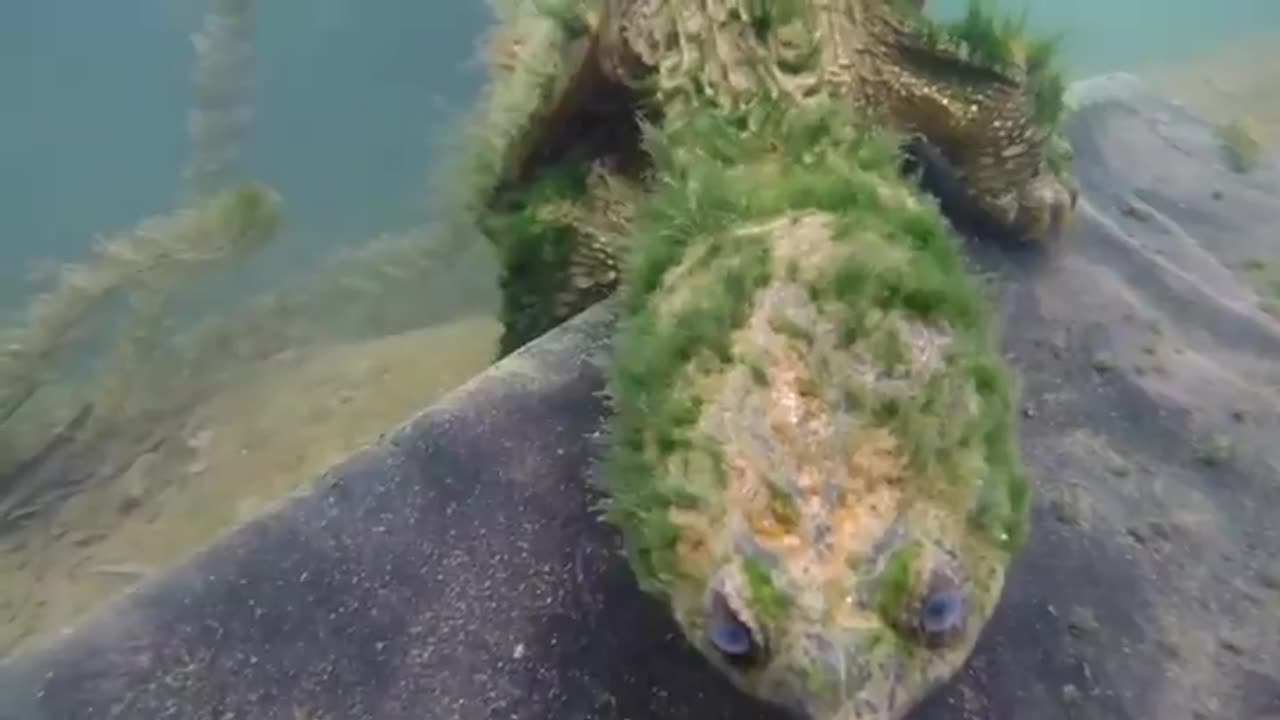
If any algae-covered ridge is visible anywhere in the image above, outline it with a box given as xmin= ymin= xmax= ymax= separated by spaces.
xmin=467 ymin=0 xmax=1076 ymax=353
xmin=912 ymin=0 xmax=1068 ymax=129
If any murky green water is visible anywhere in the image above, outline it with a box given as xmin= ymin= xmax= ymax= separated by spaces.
xmin=0 ymin=0 xmax=1276 ymax=673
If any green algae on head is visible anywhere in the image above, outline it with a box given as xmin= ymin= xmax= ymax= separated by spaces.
xmin=602 ymin=101 xmax=1028 ymax=720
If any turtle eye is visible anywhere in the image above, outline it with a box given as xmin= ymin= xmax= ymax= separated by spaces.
xmin=918 ymin=587 xmax=967 ymax=649
xmin=706 ymin=589 xmax=761 ymax=667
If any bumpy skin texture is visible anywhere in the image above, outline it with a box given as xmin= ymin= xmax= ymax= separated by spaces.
xmin=599 ymin=0 xmax=1077 ymax=240
xmin=466 ymin=1 xmax=1064 ymax=718
xmin=473 ymin=0 xmax=1077 ymax=353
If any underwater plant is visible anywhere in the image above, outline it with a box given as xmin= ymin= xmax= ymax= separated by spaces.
xmin=0 ymin=0 xmax=274 ymax=487
xmin=160 ymin=219 xmax=495 ymax=391
xmin=0 ymin=0 xmax=514 ymax=655
xmin=0 ymin=183 xmax=281 ymax=430
xmin=92 ymin=0 xmax=265 ymax=425
xmin=183 ymin=0 xmax=257 ymax=203
xmin=1219 ymin=115 xmax=1265 ymax=174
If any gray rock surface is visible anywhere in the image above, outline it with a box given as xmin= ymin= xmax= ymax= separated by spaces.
xmin=0 ymin=76 xmax=1277 ymax=720
xmin=916 ymin=74 xmax=1280 ymax=720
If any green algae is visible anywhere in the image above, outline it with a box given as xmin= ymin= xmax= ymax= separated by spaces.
xmin=744 ymin=555 xmax=794 ymax=626
xmin=913 ymin=0 xmax=1069 ymax=129
xmin=602 ymin=97 xmax=1030 ymax=598
xmin=477 ymin=163 xmax=596 ymax=355
xmin=1219 ymin=116 xmax=1265 ymax=174
xmin=876 ymin=541 xmax=923 ymax=624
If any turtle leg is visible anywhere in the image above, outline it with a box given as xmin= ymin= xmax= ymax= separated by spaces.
xmin=591 ymin=0 xmax=1076 ymax=242
xmin=478 ymin=5 xmax=654 ymax=356
xmin=483 ymin=163 xmax=636 ymax=357
xmin=857 ymin=11 xmax=1079 ymax=242
xmin=877 ymin=73 xmax=1078 ymax=243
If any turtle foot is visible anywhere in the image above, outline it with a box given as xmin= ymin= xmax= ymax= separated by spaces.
xmin=1008 ymin=170 xmax=1080 ymax=244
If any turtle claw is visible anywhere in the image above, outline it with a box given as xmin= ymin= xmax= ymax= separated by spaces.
xmin=1010 ymin=171 xmax=1079 ymax=243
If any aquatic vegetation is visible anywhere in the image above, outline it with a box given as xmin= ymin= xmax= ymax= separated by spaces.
xmin=163 ymin=221 xmax=495 ymax=389
xmin=0 ymin=0 xmax=507 ymax=522
xmin=915 ymin=0 xmax=1069 ymax=129
xmin=0 ymin=184 xmax=281 ymax=430
xmin=87 ymin=0 xmax=267 ymax=426
xmin=183 ymin=0 xmax=258 ymax=202
xmin=0 ymin=0 xmax=510 ymax=656
xmin=0 ymin=0 xmax=279 ymax=500
xmin=1218 ymin=115 xmax=1265 ymax=173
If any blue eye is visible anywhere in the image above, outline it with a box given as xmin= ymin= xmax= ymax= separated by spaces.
xmin=705 ymin=590 xmax=759 ymax=664
xmin=919 ymin=588 xmax=967 ymax=647
xmin=708 ymin=615 xmax=753 ymax=656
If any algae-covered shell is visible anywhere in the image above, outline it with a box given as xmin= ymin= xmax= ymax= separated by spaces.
xmin=604 ymin=103 xmax=1028 ymax=719
xmin=467 ymin=0 xmax=598 ymax=205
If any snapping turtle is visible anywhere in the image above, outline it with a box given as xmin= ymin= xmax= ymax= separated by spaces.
xmin=463 ymin=1 xmax=1076 ymax=718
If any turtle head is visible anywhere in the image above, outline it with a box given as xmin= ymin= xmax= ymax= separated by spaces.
xmin=677 ymin=499 xmax=1004 ymax=720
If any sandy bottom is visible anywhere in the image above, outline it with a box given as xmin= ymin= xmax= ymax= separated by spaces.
xmin=0 ymin=314 xmax=500 ymax=656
